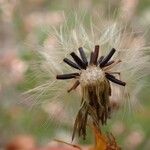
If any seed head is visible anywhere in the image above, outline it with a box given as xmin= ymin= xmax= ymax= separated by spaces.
xmin=26 ymin=13 xmax=150 ymax=141
xmin=56 ymin=45 xmax=126 ymax=140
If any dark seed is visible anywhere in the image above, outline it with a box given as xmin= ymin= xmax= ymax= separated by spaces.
xmin=70 ymin=52 xmax=86 ymax=69
xmin=93 ymin=45 xmax=99 ymax=65
xmin=105 ymin=73 xmax=126 ymax=86
xmin=63 ymin=58 xmax=81 ymax=70
xmin=78 ymin=47 xmax=88 ymax=66
xmin=100 ymin=48 xmax=116 ymax=67
xmin=56 ymin=73 xmax=80 ymax=80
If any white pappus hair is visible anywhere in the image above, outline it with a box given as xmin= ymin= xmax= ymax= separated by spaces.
xmin=25 ymin=13 xmax=150 ymax=126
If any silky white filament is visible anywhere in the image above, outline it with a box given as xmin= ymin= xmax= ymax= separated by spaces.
xmin=25 ymin=13 xmax=150 ymax=125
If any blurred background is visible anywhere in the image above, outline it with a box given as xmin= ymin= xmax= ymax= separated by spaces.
xmin=0 ymin=0 xmax=150 ymax=150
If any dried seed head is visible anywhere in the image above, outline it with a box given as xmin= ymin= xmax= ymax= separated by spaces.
xmin=26 ymin=12 xmax=149 ymax=142
xmin=56 ymin=45 xmax=126 ymax=140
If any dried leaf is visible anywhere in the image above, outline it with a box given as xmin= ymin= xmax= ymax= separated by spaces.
xmin=89 ymin=126 xmax=121 ymax=150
